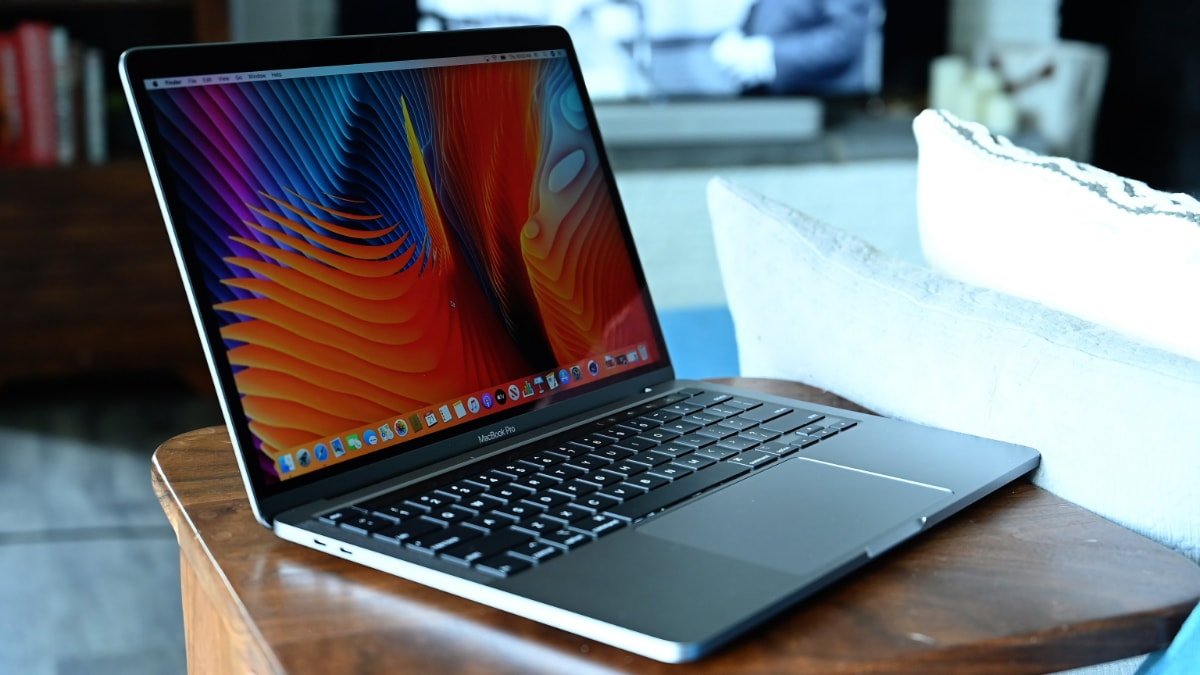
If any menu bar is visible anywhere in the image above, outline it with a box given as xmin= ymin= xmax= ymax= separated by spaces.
xmin=144 ymin=49 xmax=568 ymax=91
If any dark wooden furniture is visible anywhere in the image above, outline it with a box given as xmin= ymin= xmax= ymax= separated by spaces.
xmin=152 ymin=378 xmax=1200 ymax=674
xmin=0 ymin=0 xmax=226 ymax=390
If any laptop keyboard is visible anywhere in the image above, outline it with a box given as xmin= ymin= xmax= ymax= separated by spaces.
xmin=316 ymin=388 xmax=858 ymax=578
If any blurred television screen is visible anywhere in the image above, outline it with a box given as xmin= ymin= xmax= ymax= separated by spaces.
xmin=417 ymin=0 xmax=884 ymax=100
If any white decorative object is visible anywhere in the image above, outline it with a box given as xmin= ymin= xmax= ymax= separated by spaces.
xmin=708 ymin=176 xmax=1200 ymax=563
xmin=915 ymin=109 xmax=1200 ymax=363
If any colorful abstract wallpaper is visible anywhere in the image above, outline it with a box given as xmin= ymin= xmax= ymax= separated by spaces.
xmin=147 ymin=56 xmax=658 ymax=482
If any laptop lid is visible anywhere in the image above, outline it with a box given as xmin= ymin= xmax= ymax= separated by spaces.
xmin=121 ymin=26 xmax=673 ymax=525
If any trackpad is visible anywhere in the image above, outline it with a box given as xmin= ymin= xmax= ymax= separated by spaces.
xmin=637 ymin=458 xmax=953 ymax=577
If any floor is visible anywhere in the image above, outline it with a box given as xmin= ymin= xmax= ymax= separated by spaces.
xmin=0 ymin=377 xmax=221 ymax=674
xmin=0 ymin=111 xmax=921 ymax=674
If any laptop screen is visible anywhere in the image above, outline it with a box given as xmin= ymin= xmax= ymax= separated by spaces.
xmin=141 ymin=48 xmax=663 ymax=486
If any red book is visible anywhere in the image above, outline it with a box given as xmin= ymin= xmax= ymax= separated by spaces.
xmin=14 ymin=21 xmax=57 ymax=166
xmin=0 ymin=32 xmax=21 ymax=164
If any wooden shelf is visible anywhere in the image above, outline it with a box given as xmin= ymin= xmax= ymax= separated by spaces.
xmin=0 ymin=2 xmax=226 ymax=389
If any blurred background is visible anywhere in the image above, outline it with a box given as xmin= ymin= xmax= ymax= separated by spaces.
xmin=1 ymin=0 xmax=1197 ymax=672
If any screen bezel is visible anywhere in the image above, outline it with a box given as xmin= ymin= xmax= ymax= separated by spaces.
xmin=120 ymin=26 xmax=674 ymax=525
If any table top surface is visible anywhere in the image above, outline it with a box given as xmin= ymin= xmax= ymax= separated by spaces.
xmin=152 ymin=378 xmax=1200 ymax=674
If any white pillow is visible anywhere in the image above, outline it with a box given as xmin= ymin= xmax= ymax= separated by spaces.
xmin=914 ymin=109 xmax=1200 ymax=363
xmin=708 ymin=177 xmax=1200 ymax=562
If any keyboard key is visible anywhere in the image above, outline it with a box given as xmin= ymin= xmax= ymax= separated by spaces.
xmin=595 ymin=446 xmax=634 ymax=461
xmin=605 ymin=462 xmax=751 ymax=522
xmin=567 ymin=454 xmax=612 ymax=472
xmin=605 ymin=461 xmax=647 ymax=478
xmin=599 ymin=483 xmax=648 ymax=501
xmin=516 ymin=474 xmax=559 ymax=492
xmin=406 ymin=494 xmax=453 ymax=511
xmin=577 ymin=433 xmax=617 ymax=449
xmin=408 ymin=525 xmax=482 ymax=555
xmin=459 ymin=493 xmax=506 ymax=513
xmin=674 ymin=454 xmax=716 ymax=470
xmin=373 ymin=518 xmax=439 ymax=545
xmin=705 ymin=404 xmax=742 ymax=418
xmin=757 ymin=441 xmax=794 ymax=456
xmin=683 ymin=412 xmax=722 ymax=426
xmin=441 ymin=528 xmax=531 ymax=565
xmin=628 ymin=451 xmax=672 ymax=467
xmin=787 ymin=434 xmax=820 ymax=449
xmin=500 ymin=462 xmax=536 ymax=477
xmin=475 ymin=553 xmax=532 ymax=577
xmin=674 ymin=433 xmax=717 ymax=449
xmin=649 ymin=463 xmax=694 ymax=480
xmin=617 ymin=436 xmax=660 ymax=451
xmin=739 ymin=428 xmax=780 ymax=443
xmin=717 ymin=436 xmax=760 ymax=453
xmin=423 ymin=505 xmax=475 ymax=526
xmin=476 ymin=470 xmax=512 ymax=486
xmin=570 ymin=514 xmax=626 ymax=538
xmin=463 ymin=513 xmax=508 ymax=533
xmin=760 ymin=410 xmax=825 ymax=434
xmin=604 ymin=426 xmax=637 ymax=440
xmin=798 ymin=424 xmax=826 ymax=436
xmin=674 ymin=387 xmax=704 ymax=397
xmin=645 ymin=409 xmax=682 ymax=423
xmin=441 ymin=480 xmax=485 ymax=498
xmin=489 ymin=484 xmax=532 ymax=501
xmin=826 ymin=419 xmax=858 ymax=431
xmin=527 ymin=451 xmax=568 ymax=468
xmin=513 ymin=516 xmax=564 ymax=536
xmin=625 ymin=416 xmax=661 ymax=430
xmin=737 ymin=404 xmax=793 ymax=423
xmin=576 ymin=493 xmax=620 ymax=513
xmin=331 ymin=504 xmax=369 ymax=523
xmin=695 ymin=425 xmax=739 ymax=441
xmin=728 ymin=450 xmax=778 ymax=469
xmin=695 ymin=445 xmax=739 ymax=461
xmin=546 ymin=464 xmax=585 ymax=482
xmin=539 ymin=528 xmax=592 ymax=550
xmin=627 ymin=473 xmax=670 ymax=491
xmin=654 ymin=442 xmax=696 ymax=457
xmin=549 ymin=479 xmax=597 ymax=498
xmin=689 ymin=391 xmax=733 ymax=407
xmin=543 ymin=504 xmax=592 ymax=524
xmin=577 ymin=469 xmax=623 ymax=488
xmin=664 ymin=402 xmax=704 ymax=415
xmin=523 ymin=491 xmax=570 ymax=509
xmin=494 ymin=502 xmax=544 ymax=522
xmin=549 ymin=443 xmax=589 ymax=458
xmin=363 ymin=502 xmax=420 ymax=522
xmin=640 ymin=429 xmax=680 ymax=444
xmin=724 ymin=398 xmax=763 ymax=411
xmin=338 ymin=513 xmax=389 ymax=535
xmin=661 ymin=420 xmax=701 ymax=435
xmin=717 ymin=417 xmax=757 ymax=431
xmin=507 ymin=540 xmax=563 ymax=564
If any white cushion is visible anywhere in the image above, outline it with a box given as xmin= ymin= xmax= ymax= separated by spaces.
xmin=708 ymin=176 xmax=1200 ymax=562
xmin=914 ymin=109 xmax=1200 ymax=363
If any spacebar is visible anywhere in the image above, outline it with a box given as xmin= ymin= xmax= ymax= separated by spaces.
xmin=605 ymin=462 xmax=751 ymax=522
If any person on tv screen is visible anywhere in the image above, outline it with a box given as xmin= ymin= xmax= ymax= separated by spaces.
xmin=710 ymin=0 xmax=876 ymax=94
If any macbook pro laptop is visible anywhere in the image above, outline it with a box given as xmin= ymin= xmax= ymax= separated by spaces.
xmin=120 ymin=26 xmax=1039 ymax=663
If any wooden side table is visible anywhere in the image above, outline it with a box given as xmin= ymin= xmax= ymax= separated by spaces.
xmin=152 ymin=378 xmax=1200 ymax=674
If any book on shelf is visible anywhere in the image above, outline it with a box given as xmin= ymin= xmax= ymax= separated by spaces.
xmin=0 ymin=21 xmax=107 ymax=167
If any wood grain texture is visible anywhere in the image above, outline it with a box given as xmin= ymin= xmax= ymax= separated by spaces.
xmin=152 ymin=380 xmax=1200 ymax=674
xmin=0 ymin=161 xmax=210 ymax=387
